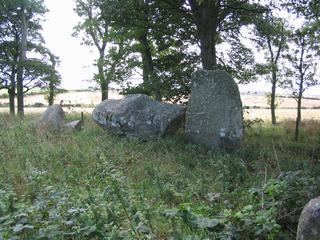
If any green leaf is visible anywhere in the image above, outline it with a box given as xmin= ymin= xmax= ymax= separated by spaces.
xmin=194 ymin=217 xmax=220 ymax=229
xmin=12 ymin=223 xmax=34 ymax=233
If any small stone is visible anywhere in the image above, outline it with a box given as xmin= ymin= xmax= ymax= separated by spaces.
xmin=64 ymin=120 xmax=82 ymax=131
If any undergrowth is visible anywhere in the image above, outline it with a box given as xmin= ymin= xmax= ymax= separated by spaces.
xmin=0 ymin=114 xmax=320 ymax=239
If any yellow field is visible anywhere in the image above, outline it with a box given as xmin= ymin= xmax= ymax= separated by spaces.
xmin=245 ymin=109 xmax=320 ymax=121
xmin=1 ymin=90 xmax=320 ymax=121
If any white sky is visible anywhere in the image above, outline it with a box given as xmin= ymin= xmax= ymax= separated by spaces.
xmin=41 ymin=0 xmax=320 ymax=96
xmin=42 ymin=0 xmax=96 ymax=89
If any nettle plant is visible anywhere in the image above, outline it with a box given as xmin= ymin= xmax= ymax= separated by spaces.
xmin=0 ymin=156 xmax=157 ymax=239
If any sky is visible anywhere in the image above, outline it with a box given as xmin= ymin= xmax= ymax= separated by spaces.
xmin=41 ymin=0 xmax=96 ymax=89
xmin=41 ymin=0 xmax=320 ymax=96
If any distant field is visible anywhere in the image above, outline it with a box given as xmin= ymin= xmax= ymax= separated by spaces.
xmin=0 ymin=90 xmax=122 ymax=107
xmin=241 ymin=94 xmax=320 ymax=109
xmin=1 ymin=90 xmax=320 ymax=120
xmin=1 ymin=108 xmax=319 ymax=121
xmin=245 ymin=109 xmax=320 ymax=121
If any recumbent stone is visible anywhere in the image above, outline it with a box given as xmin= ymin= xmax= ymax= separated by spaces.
xmin=92 ymin=94 xmax=185 ymax=139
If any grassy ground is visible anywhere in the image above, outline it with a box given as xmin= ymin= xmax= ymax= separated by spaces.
xmin=0 ymin=114 xmax=320 ymax=239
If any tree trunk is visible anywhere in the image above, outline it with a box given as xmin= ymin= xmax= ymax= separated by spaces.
xmin=138 ymin=32 xmax=161 ymax=101
xmin=8 ymin=66 xmax=16 ymax=115
xmin=16 ymin=10 xmax=28 ymax=117
xmin=48 ymin=81 xmax=54 ymax=106
xmin=8 ymin=89 xmax=15 ymax=115
xmin=270 ymin=71 xmax=277 ymax=125
xmin=295 ymin=94 xmax=302 ymax=141
xmin=48 ymin=53 xmax=56 ymax=106
xmin=189 ymin=0 xmax=219 ymax=70
xmin=295 ymin=37 xmax=305 ymax=141
xmin=8 ymin=87 xmax=15 ymax=115
xmin=199 ymin=26 xmax=217 ymax=69
xmin=295 ymin=78 xmax=304 ymax=141
xmin=101 ymin=80 xmax=108 ymax=101
xmin=97 ymin=53 xmax=108 ymax=101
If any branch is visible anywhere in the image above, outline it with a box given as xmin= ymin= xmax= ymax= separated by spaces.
xmin=0 ymin=78 xmax=9 ymax=89
xmin=302 ymin=64 xmax=310 ymax=76
xmin=79 ymin=1 xmax=104 ymax=52
xmin=267 ymin=36 xmax=274 ymax=62
xmin=161 ymin=0 xmax=193 ymax=21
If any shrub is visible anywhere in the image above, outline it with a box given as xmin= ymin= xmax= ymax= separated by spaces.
xmin=0 ymin=93 xmax=9 ymax=99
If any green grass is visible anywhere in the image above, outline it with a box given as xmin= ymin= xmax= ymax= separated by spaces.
xmin=0 ymin=114 xmax=320 ymax=239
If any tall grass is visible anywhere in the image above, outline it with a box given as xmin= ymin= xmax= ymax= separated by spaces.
xmin=0 ymin=114 xmax=319 ymax=239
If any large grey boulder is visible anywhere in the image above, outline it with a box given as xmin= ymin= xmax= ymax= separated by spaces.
xmin=92 ymin=94 xmax=185 ymax=139
xmin=36 ymin=105 xmax=65 ymax=131
xmin=297 ymin=197 xmax=320 ymax=240
xmin=186 ymin=70 xmax=243 ymax=150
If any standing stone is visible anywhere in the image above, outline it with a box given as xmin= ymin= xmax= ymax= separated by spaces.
xmin=186 ymin=70 xmax=243 ymax=150
xmin=36 ymin=105 xmax=65 ymax=131
xmin=92 ymin=94 xmax=185 ymax=139
xmin=297 ymin=197 xmax=320 ymax=240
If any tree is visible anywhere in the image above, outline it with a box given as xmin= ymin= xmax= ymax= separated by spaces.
xmin=0 ymin=0 xmax=48 ymax=116
xmin=74 ymin=0 xmax=263 ymax=102
xmin=103 ymin=0 xmax=172 ymax=101
xmin=36 ymin=46 xmax=61 ymax=106
xmin=46 ymin=53 xmax=59 ymax=105
xmin=252 ymin=13 xmax=289 ymax=125
xmin=0 ymin=2 xmax=20 ymax=114
xmin=0 ymin=0 xmax=59 ymax=114
xmin=98 ymin=0 xmax=263 ymax=102
xmin=284 ymin=28 xmax=319 ymax=140
xmin=0 ymin=41 xmax=19 ymax=114
xmin=74 ymin=0 xmax=120 ymax=101
xmin=126 ymin=0 xmax=198 ymax=101
xmin=91 ymin=0 xmax=198 ymax=102
xmin=179 ymin=0 xmax=266 ymax=70
xmin=285 ymin=0 xmax=319 ymax=18
xmin=218 ymin=35 xmax=257 ymax=84
xmin=282 ymin=0 xmax=320 ymax=140
xmin=16 ymin=3 xmax=28 ymax=116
